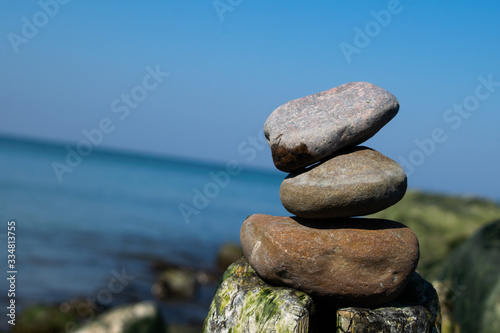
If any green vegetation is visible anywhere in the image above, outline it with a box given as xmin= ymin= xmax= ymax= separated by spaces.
xmin=438 ymin=220 xmax=500 ymax=333
xmin=14 ymin=305 xmax=79 ymax=333
xmin=370 ymin=190 xmax=500 ymax=280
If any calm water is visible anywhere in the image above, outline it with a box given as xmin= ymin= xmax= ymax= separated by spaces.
xmin=0 ymin=136 xmax=288 ymax=328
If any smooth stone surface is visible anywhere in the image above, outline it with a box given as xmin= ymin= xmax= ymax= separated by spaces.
xmin=203 ymin=257 xmax=314 ymax=333
xmin=240 ymin=214 xmax=419 ymax=307
xmin=280 ymin=146 xmax=407 ymax=218
xmin=264 ymin=82 xmax=399 ymax=172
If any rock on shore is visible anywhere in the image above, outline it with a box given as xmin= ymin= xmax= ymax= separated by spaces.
xmin=240 ymin=214 xmax=419 ymax=307
xmin=280 ymin=146 xmax=407 ymax=218
xmin=205 ymin=257 xmax=441 ymax=332
xmin=264 ymin=81 xmax=399 ymax=172
xmin=74 ymin=302 xmax=165 ymax=333
xmin=203 ymin=257 xmax=314 ymax=333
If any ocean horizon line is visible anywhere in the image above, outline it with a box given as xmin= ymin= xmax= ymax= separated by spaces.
xmin=0 ymin=132 xmax=283 ymax=178
xmin=2 ymin=133 xmax=499 ymax=204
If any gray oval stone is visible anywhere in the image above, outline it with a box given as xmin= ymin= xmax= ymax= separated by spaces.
xmin=240 ymin=214 xmax=420 ymax=307
xmin=263 ymin=82 xmax=399 ymax=172
xmin=280 ymin=146 xmax=407 ymax=218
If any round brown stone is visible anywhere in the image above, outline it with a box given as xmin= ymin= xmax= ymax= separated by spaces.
xmin=240 ymin=214 xmax=419 ymax=307
xmin=279 ymin=146 xmax=407 ymax=218
xmin=263 ymin=82 xmax=399 ymax=172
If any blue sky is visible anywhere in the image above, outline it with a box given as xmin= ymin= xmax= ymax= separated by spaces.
xmin=1 ymin=0 xmax=499 ymax=199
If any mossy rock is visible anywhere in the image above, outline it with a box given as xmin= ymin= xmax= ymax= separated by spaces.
xmin=337 ymin=272 xmax=441 ymax=333
xmin=204 ymin=257 xmax=441 ymax=332
xmin=203 ymin=257 xmax=314 ymax=332
xmin=14 ymin=304 xmax=80 ymax=333
xmin=437 ymin=219 xmax=500 ymax=333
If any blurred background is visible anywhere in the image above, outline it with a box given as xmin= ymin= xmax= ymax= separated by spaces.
xmin=1 ymin=1 xmax=499 ymax=332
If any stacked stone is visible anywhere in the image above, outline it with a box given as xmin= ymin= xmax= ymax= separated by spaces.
xmin=240 ymin=82 xmax=420 ymax=307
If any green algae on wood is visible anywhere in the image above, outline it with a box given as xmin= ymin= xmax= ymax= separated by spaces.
xmin=203 ymin=257 xmax=314 ymax=333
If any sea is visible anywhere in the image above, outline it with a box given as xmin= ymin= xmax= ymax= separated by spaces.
xmin=0 ymin=136 xmax=288 ymax=329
